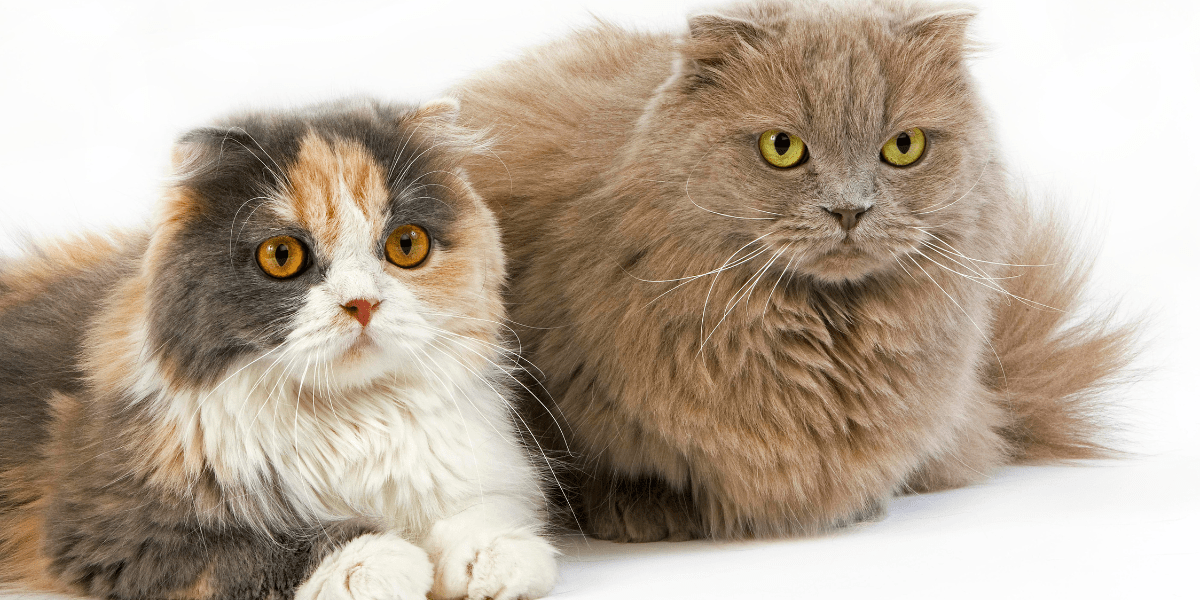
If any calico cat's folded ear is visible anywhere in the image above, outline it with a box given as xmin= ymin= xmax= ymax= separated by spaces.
xmin=677 ymin=11 xmax=770 ymax=89
xmin=403 ymin=97 xmax=489 ymax=163
xmin=169 ymin=126 xmax=258 ymax=181
xmin=409 ymin=97 xmax=461 ymax=128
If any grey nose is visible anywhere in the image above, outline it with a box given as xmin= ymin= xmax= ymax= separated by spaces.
xmin=825 ymin=206 xmax=870 ymax=231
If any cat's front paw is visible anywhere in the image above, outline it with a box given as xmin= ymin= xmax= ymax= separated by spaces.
xmin=296 ymin=532 xmax=433 ymax=600
xmin=583 ymin=473 xmax=703 ymax=542
xmin=429 ymin=531 xmax=557 ymax=600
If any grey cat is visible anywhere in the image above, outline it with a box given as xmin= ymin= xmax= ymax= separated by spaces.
xmin=453 ymin=0 xmax=1136 ymax=541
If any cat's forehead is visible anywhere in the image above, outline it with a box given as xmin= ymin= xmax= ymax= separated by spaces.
xmin=698 ymin=0 xmax=975 ymax=135
xmin=170 ymin=103 xmax=466 ymax=252
xmin=273 ymin=130 xmax=393 ymax=248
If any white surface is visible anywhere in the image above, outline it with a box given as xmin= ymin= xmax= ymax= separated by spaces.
xmin=0 ymin=0 xmax=1196 ymax=598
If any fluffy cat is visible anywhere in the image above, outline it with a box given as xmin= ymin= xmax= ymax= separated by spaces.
xmin=0 ymin=99 xmax=557 ymax=599
xmin=453 ymin=0 xmax=1137 ymax=541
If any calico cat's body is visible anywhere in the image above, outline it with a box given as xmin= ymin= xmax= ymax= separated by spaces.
xmin=0 ymin=100 xmax=556 ymax=599
xmin=454 ymin=0 xmax=1135 ymax=541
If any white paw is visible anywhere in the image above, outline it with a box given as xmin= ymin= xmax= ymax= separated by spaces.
xmin=296 ymin=532 xmax=433 ymax=600
xmin=430 ymin=531 xmax=558 ymax=600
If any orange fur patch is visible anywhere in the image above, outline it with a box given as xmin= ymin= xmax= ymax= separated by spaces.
xmin=0 ymin=233 xmax=131 ymax=314
xmin=282 ymin=132 xmax=391 ymax=250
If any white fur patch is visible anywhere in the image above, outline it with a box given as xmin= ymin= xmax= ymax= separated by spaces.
xmin=425 ymin=501 xmax=558 ymax=600
xmin=295 ymin=533 xmax=432 ymax=600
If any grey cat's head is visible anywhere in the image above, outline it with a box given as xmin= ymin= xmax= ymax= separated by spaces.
xmin=128 ymin=99 xmax=505 ymax=393
xmin=626 ymin=0 xmax=1007 ymax=284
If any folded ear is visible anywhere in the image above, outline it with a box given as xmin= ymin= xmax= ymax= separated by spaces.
xmin=688 ymin=12 xmax=767 ymax=47
xmin=169 ymin=126 xmax=258 ymax=180
xmin=678 ymin=12 xmax=770 ymax=89
xmin=401 ymin=96 xmax=490 ymax=165
xmin=897 ymin=7 xmax=978 ymax=58
xmin=408 ymin=96 xmax=461 ymax=128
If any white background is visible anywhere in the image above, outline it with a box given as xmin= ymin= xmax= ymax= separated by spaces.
xmin=1 ymin=0 xmax=1197 ymax=598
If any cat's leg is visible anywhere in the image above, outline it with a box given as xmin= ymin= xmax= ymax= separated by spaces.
xmin=422 ymin=497 xmax=557 ymax=600
xmin=903 ymin=395 xmax=1011 ymax=494
xmin=42 ymin=509 xmax=425 ymax=600
xmin=581 ymin=470 xmax=704 ymax=542
xmin=295 ymin=532 xmax=432 ymax=600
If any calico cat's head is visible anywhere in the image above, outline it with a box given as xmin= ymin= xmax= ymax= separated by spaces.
xmin=629 ymin=0 xmax=1007 ymax=284
xmin=138 ymin=99 xmax=504 ymax=391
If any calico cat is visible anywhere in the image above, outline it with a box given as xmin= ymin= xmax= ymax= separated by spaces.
xmin=0 ymin=99 xmax=557 ymax=599
xmin=453 ymin=0 xmax=1137 ymax=541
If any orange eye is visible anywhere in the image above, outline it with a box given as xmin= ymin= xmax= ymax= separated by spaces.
xmin=256 ymin=235 xmax=308 ymax=279
xmin=385 ymin=224 xmax=431 ymax=268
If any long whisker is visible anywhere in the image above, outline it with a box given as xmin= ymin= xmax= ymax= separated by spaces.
xmin=403 ymin=343 xmax=487 ymax=505
xmin=723 ymin=246 xmax=787 ymax=316
xmin=631 ymin=177 xmax=785 ymax=217
xmin=700 ymin=234 xmax=775 ymax=340
xmin=638 ymin=245 xmax=772 ymax=311
xmin=387 ymin=126 xmax=421 ymax=180
xmin=425 ymin=340 xmax=580 ymax=533
xmin=699 ymin=245 xmax=785 ymax=355
xmin=918 ymin=243 xmax=1062 ymax=312
xmin=914 ymin=151 xmax=993 ymax=215
xmin=625 ymin=240 xmax=771 ymax=284
xmin=226 ymin=128 xmax=292 ymax=189
xmin=423 ymin=329 xmax=571 ymax=448
xmin=762 ymin=245 xmax=797 ymax=318
xmin=915 ymin=228 xmax=1055 ymax=268
xmin=683 ymin=147 xmax=778 ymax=221
xmin=897 ymin=251 xmax=1007 ymax=388
xmin=227 ymin=195 xmax=272 ymax=268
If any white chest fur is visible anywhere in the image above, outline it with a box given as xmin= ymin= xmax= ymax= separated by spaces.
xmin=159 ymin=359 xmax=540 ymax=535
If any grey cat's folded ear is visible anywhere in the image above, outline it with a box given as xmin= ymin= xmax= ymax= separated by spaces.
xmin=896 ymin=7 xmax=979 ymax=58
xmin=677 ymin=12 xmax=769 ymax=89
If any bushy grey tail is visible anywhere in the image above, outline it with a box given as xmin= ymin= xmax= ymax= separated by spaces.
xmin=991 ymin=208 xmax=1140 ymax=462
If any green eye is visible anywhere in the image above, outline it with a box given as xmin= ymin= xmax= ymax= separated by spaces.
xmin=758 ymin=129 xmax=808 ymax=168
xmin=881 ymin=128 xmax=927 ymax=167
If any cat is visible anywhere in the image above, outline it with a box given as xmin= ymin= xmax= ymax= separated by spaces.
xmin=452 ymin=0 xmax=1137 ymax=541
xmin=0 ymin=98 xmax=557 ymax=599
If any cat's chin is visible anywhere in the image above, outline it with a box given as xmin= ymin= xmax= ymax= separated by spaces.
xmin=799 ymin=247 xmax=895 ymax=284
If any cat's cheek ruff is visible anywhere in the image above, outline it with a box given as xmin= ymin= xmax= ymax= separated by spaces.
xmin=86 ymin=289 xmax=544 ymax=535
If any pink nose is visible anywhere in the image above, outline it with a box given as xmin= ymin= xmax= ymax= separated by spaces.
xmin=342 ymin=299 xmax=381 ymax=327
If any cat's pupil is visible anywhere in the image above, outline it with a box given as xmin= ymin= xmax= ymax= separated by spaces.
xmin=774 ymin=132 xmax=791 ymax=155
xmin=896 ymin=132 xmax=911 ymax=154
xmin=275 ymin=243 xmax=289 ymax=266
xmin=400 ymin=233 xmax=413 ymax=254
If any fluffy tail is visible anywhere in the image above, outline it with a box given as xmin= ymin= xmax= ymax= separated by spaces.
xmin=990 ymin=207 xmax=1140 ymax=462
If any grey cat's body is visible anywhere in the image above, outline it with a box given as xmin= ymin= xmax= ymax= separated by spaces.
xmin=454 ymin=0 xmax=1136 ymax=540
